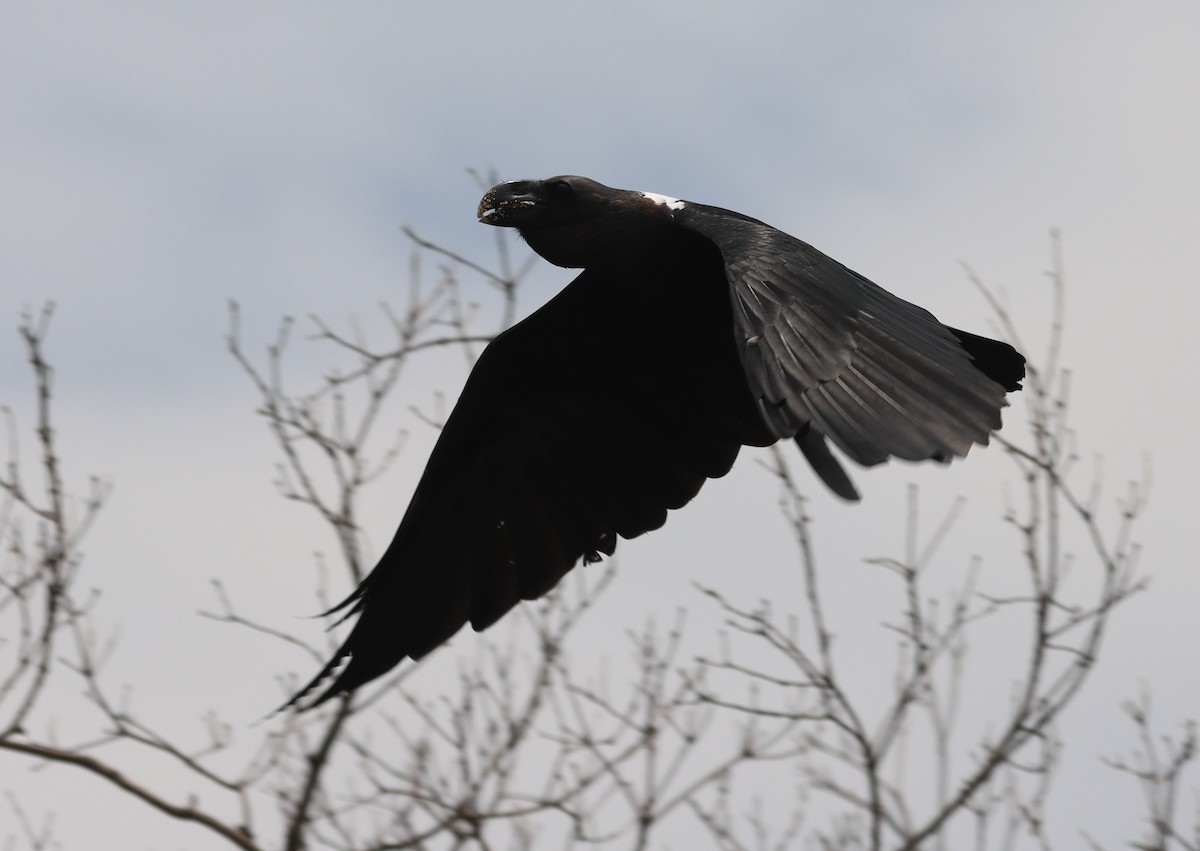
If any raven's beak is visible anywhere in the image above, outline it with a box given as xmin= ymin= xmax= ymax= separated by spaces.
xmin=477 ymin=181 xmax=540 ymax=227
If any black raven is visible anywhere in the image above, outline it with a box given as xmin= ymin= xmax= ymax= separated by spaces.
xmin=286 ymin=176 xmax=1024 ymax=709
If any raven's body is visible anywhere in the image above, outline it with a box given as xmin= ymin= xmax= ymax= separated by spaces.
xmin=287 ymin=176 xmax=1024 ymax=709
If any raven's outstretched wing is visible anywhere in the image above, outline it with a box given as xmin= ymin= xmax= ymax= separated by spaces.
xmin=679 ymin=204 xmax=1025 ymax=500
xmin=287 ymin=252 xmax=757 ymax=709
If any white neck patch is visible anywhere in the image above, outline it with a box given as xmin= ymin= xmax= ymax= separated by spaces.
xmin=641 ymin=191 xmax=685 ymax=211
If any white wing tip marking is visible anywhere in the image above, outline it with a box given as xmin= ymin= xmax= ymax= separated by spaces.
xmin=641 ymin=191 xmax=686 ymax=211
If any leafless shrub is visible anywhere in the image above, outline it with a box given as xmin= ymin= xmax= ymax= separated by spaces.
xmin=0 ymin=225 xmax=1159 ymax=851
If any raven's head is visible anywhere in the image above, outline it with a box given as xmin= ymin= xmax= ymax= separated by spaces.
xmin=478 ymin=176 xmax=684 ymax=268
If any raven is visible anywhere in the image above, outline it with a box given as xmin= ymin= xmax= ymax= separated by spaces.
xmin=286 ymin=175 xmax=1024 ymax=709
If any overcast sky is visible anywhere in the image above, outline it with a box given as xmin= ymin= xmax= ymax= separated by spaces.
xmin=2 ymin=3 xmax=1198 ymax=848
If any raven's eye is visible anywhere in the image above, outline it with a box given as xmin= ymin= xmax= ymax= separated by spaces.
xmin=546 ymin=179 xmax=574 ymax=200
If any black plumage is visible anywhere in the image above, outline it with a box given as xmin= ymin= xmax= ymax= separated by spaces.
xmin=286 ymin=175 xmax=1024 ymax=709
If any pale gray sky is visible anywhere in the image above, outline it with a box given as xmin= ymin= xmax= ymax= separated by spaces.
xmin=2 ymin=2 xmax=1197 ymax=848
